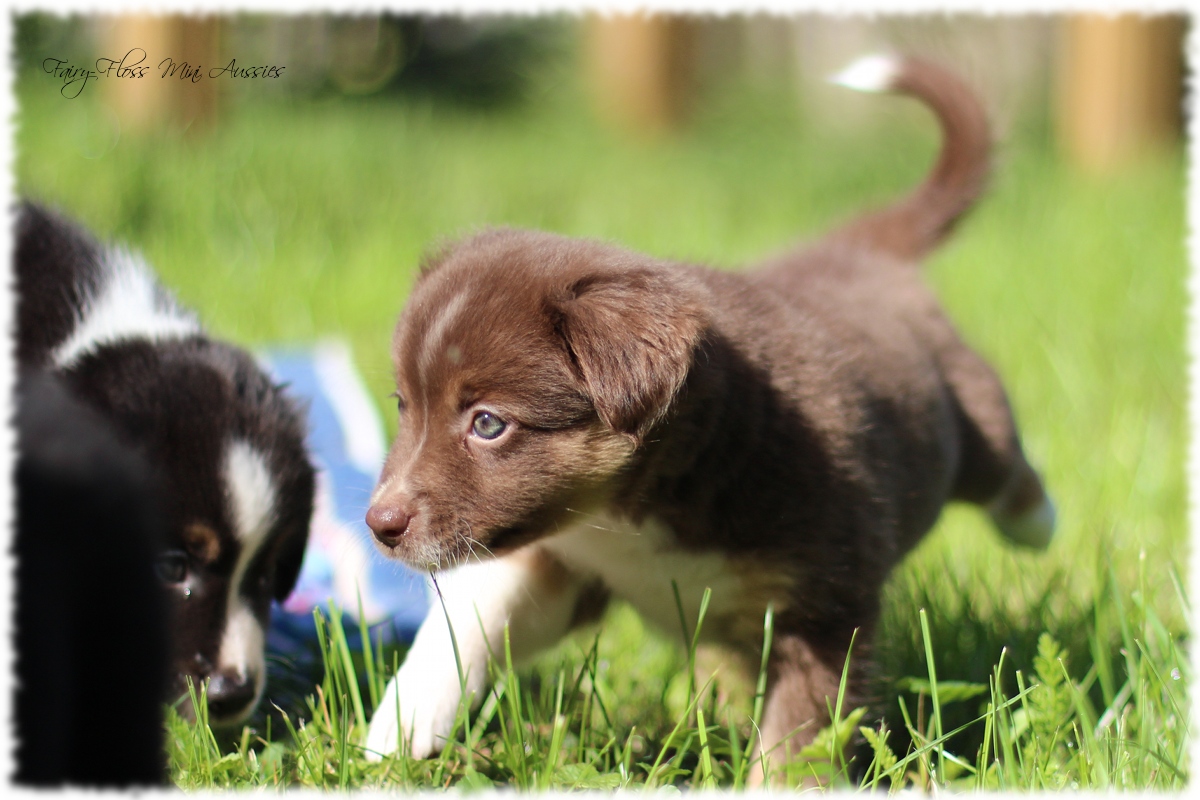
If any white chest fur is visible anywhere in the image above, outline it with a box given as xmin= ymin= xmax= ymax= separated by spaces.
xmin=366 ymin=514 xmax=790 ymax=761
xmin=540 ymin=514 xmax=752 ymax=642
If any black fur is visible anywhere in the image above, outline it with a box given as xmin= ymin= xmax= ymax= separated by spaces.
xmin=15 ymin=369 xmax=170 ymax=786
xmin=14 ymin=201 xmax=316 ymax=726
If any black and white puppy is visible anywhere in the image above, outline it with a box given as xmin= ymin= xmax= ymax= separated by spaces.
xmin=15 ymin=202 xmax=316 ymax=726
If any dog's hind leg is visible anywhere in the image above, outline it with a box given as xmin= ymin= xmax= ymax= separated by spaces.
xmin=364 ymin=546 xmax=600 ymax=761
xmin=941 ymin=344 xmax=1055 ymax=549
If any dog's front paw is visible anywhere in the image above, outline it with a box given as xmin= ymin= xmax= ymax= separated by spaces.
xmin=364 ymin=669 xmax=462 ymax=762
xmin=364 ymin=680 xmax=403 ymax=762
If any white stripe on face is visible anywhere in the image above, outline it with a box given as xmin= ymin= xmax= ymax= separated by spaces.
xmin=217 ymin=440 xmax=278 ymax=688
xmin=53 ymin=247 xmax=201 ymax=368
xmin=215 ymin=603 xmax=266 ymax=711
xmin=371 ymin=473 xmax=401 ymax=505
xmin=224 ymin=440 xmax=277 ymax=545
xmin=417 ymin=286 xmax=470 ymax=385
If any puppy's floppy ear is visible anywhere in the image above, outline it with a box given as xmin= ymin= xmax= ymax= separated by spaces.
xmin=272 ymin=463 xmax=314 ymax=603
xmin=273 ymin=526 xmax=308 ymax=603
xmin=551 ymin=268 xmax=708 ymax=441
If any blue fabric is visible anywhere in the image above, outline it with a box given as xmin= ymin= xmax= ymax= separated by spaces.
xmin=259 ymin=346 xmax=429 ymax=648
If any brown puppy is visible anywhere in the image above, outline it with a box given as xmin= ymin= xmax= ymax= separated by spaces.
xmin=363 ymin=55 xmax=1054 ymax=778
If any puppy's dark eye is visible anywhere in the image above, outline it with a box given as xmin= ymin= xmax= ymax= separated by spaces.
xmin=471 ymin=411 xmax=506 ymax=440
xmin=155 ymin=551 xmax=189 ymax=584
xmin=391 ymin=392 xmax=407 ymax=413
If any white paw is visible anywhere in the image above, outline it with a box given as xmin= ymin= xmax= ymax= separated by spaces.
xmin=364 ymin=669 xmax=463 ymax=762
xmin=363 ymin=680 xmax=401 ymax=762
xmin=362 ymin=554 xmax=561 ymax=762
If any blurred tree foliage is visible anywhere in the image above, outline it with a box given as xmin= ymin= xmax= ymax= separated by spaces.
xmin=15 ymin=13 xmax=570 ymax=110
xmin=374 ymin=16 xmax=569 ymax=107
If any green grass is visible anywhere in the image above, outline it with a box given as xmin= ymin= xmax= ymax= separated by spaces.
xmin=15 ymin=44 xmax=1187 ymax=791
xmin=160 ymin=576 xmax=1188 ymax=790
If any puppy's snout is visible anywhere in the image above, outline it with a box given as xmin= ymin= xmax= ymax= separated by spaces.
xmin=367 ymin=504 xmax=412 ymax=547
xmin=205 ymin=671 xmax=258 ymax=722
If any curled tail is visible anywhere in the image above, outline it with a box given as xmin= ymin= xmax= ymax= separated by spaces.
xmin=828 ymin=55 xmax=992 ymax=262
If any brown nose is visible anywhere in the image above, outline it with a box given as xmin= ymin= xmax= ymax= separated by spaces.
xmin=366 ymin=504 xmax=412 ymax=547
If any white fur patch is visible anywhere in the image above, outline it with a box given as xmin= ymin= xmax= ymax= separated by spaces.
xmin=365 ymin=552 xmax=580 ymax=761
xmin=991 ymin=495 xmax=1057 ymax=550
xmin=224 ymin=440 xmax=277 ymax=545
xmin=829 ymin=54 xmax=900 ymax=94
xmin=53 ymin=247 xmax=200 ymax=368
xmin=541 ymin=514 xmax=745 ymax=636
xmin=215 ymin=440 xmax=278 ymax=715
xmin=364 ymin=517 xmax=774 ymax=762
xmin=370 ymin=473 xmax=399 ymax=505
xmin=418 ymin=288 xmax=470 ymax=381
xmin=215 ymin=602 xmax=265 ymax=698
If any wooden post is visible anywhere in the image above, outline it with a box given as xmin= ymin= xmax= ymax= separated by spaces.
xmin=1056 ymin=14 xmax=1184 ymax=172
xmin=101 ymin=15 xmax=174 ymax=133
xmin=175 ymin=17 xmax=220 ymax=133
xmin=101 ymin=15 xmax=220 ymax=136
xmin=586 ymin=13 xmax=698 ymax=138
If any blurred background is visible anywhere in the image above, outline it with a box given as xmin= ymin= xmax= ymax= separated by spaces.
xmin=15 ymin=12 xmax=1186 ymax=354
xmin=14 ymin=12 xmax=1188 ymax=759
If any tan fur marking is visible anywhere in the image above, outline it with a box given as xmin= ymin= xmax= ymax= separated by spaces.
xmin=183 ymin=522 xmax=221 ymax=565
xmin=724 ymin=560 xmax=797 ymax=647
xmin=543 ymin=421 xmax=635 ymax=482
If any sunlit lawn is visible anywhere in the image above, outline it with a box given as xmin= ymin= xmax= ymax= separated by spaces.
xmin=15 ymin=51 xmax=1187 ymax=788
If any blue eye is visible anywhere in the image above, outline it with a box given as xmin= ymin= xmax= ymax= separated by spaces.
xmin=155 ymin=551 xmax=188 ymax=584
xmin=471 ymin=411 xmax=506 ymax=440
